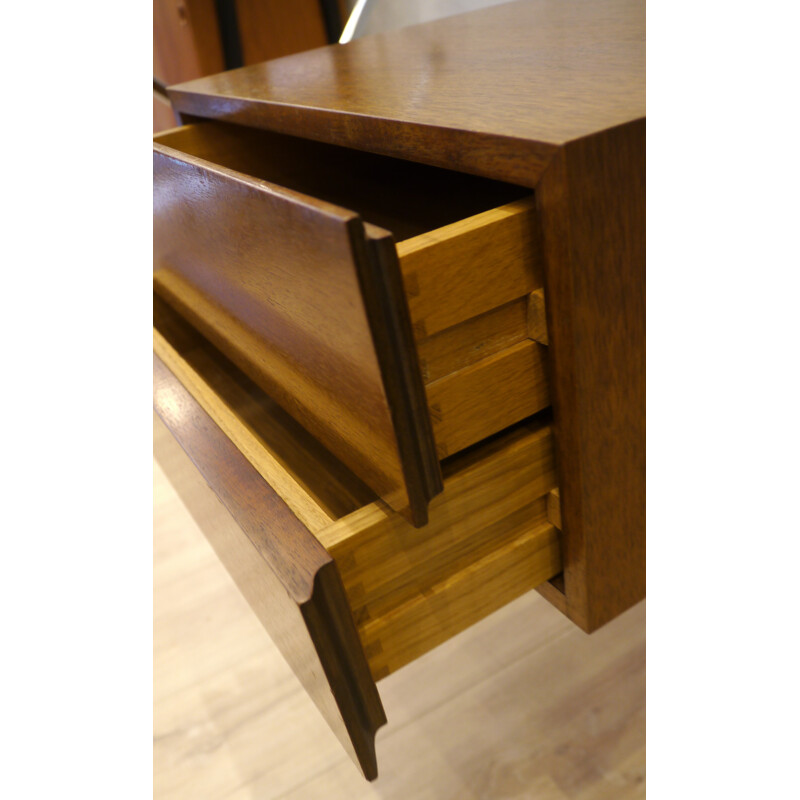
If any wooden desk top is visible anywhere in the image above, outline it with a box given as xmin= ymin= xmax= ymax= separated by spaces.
xmin=168 ymin=0 xmax=645 ymax=185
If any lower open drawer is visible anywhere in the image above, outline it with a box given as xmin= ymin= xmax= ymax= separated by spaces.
xmin=153 ymin=299 xmax=561 ymax=780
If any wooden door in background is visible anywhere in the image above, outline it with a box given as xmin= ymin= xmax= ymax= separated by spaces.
xmin=154 ymin=0 xmax=224 ymax=85
xmin=154 ymin=0 xmax=224 ymax=131
xmin=154 ymin=0 xmax=350 ymax=132
xmin=236 ymin=0 xmax=327 ymax=64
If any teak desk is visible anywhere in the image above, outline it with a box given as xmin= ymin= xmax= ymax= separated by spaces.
xmin=153 ymin=0 xmax=644 ymax=779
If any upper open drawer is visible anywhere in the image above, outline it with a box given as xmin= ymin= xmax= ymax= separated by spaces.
xmin=154 ymin=121 xmax=548 ymax=525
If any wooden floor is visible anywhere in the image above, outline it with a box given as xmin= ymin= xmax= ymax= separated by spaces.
xmin=154 ymin=458 xmax=645 ymax=800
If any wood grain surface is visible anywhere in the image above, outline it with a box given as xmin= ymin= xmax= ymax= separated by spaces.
xmin=154 ymin=138 xmax=441 ymax=525
xmin=167 ymin=0 xmax=645 ymax=184
xmin=360 ymin=509 xmax=560 ymax=679
xmin=154 ymin=459 xmax=646 ymax=798
xmin=320 ymin=418 xmax=557 ymax=609
xmin=547 ymin=488 xmax=562 ymax=529
xmin=319 ymin=419 xmax=560 ymax=679
xmin=536 ymin=120 xmax=645 ymax=631
xmin=425 ymin=340 xmax=550 ymax=458
xmin=415 ymin=297 xmax=529 ymax=384
xmin=527 ymin=288 xmax=549 ymax=345
xmin=397 ymin=197 xmax=541 ymax=338
xmin=153 ymin=357 xmax=385 ymax=779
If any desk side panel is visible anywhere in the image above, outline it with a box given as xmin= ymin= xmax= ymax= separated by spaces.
xmin=536 ymin=119 xmax=645 ymax=631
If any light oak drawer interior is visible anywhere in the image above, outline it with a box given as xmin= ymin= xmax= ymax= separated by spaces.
xmin=154 ymin=121 xmax=551 ymax=462
xmin=154 ymin=298 xmax=561 ymax=681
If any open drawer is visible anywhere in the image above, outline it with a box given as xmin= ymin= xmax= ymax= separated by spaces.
xmin=153 ymin=299 xmax=561 ymax=780
xmin=154 ymin=121 xmax=550 ymax=527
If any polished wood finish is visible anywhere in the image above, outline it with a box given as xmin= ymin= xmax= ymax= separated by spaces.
xmin=537 ymin=120 xmax=645 ymax=631
xmin=153 ymin=0 xmax=224 ymax=86
xmin=397 ymin=198 xmax=541 ymax=339
xmin=167 ymin=0 xmax=644 ymax=185
xmin=425 ymin=340 xmax=550 ymax=458
xmin=154 ymin=136 xmax=441 ymax=526
xmin=153 ymin=357 xmax=385 ymax=780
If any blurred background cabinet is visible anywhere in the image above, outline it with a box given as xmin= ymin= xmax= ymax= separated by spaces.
xmin=154 ymin=0 xmax=355 ymax=131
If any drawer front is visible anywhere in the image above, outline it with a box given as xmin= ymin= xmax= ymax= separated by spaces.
xmin=154 ymin=143 xmax=441 ymax=527
xmin=154 ymin=303 xmax=562 ymax=781
xmin=154 ymin=354 xmax=387 ymax=780
xmin=154 ymin=122 xmax=552 ymax=526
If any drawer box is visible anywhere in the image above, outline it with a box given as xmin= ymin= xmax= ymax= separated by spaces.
xmin=153 ymin=299 xmax=561 ymax=779
xmin=154 ymin=121 xmax=550 ymax=526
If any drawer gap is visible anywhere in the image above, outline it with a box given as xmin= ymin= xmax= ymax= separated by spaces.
xmin=155 ymin=120 xmax=529 ymax=241
xmin=154 ymin=295 xmax=376 ymax=529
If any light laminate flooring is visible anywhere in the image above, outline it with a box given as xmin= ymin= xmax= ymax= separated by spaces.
xmin=154 ymin=457 xmax=645 ymax=800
